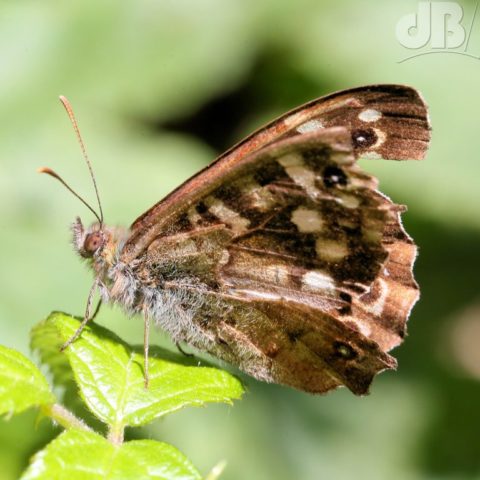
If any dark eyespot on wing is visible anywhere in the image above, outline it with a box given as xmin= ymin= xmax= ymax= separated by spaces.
xmin=352 ymin=129 xmax=377 ymax=149
xmin=323 ymin=166 xmax=348 ymax=188
xmin=333 ymin=341 xmax=358 ymax=360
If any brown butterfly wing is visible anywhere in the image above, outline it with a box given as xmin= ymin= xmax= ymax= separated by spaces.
xmin=201 ymin=130 xmax=404 ymax=394
xmin=122 ymin=118 xmax=426 ymax=394
xmin=209 ymin=296 xmax=397 ymax=395
xmin=122 ymin=84 xmax=430 ymax=263
xmin=118 ymin=86 xmax=430 ymax=394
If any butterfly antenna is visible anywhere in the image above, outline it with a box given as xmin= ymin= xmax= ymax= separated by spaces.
xmin=37 ymin=167 xmax=102 ymax=224
xmin=58 ymin=95 xmax=104 ymax=225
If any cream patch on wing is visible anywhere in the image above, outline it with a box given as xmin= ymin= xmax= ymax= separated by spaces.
xmin=205 ymin=197 xmax=250 ymax=233
xmin=291 ymin=207 xmax=324 ymax=233
xmin=316 ymin=238 xmax=349 ymax=261
xmin=358 ymin=108 xmax=382 ymax=122
xmin=219 ymin=249 xmax=230 ymax=266
xmin=362 ymin=151 xmax=382 ymax=159
xmin=188 ymin=206 xmax=202 ymax=225
xmin=347 ymin=319 xmax=372 ymax=338
xmin=363 ymin=278 xmax=389 ymax=316
xmin=338 ymin=217 xmax=357 ymax=229
xmin=277 ymin=152 xmax=303 ymax=168
xmin=278 ymin=152 xmax=320 ymax=199
xmin=363 ymin=227 xmax=383 ymax=244
xmin=296 ymin=119 xmax=324 ymax=133
xmin=371 ymin=128 xmax=386 ymax=148
xmin=337 ymin=193 xmax=360 ymax=209
xmin=302 ymin=270 xmax=335 ymax=291
xmin=240 ymin=178 xmax=276 ymax=211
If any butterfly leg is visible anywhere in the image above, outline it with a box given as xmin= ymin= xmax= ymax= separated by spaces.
xmin=60 ymin=277 xmax=99 ymax=351
xmin=175 ymin=342 xmax=194 ymax=357
xmin=143 ymin=314 xmax=151 ymax=389
xmin=90 ymin=299 xmax=102 ymax=321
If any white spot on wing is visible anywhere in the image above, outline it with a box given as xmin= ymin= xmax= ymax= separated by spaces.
xmin=278 ymin=152 xmax=303 ymax=168
xmin=358 ymin=109 xmax=382 ymax=122
xmin=219 ymin=249 xmax=230 ymax=266
xmin=242 ymin=179 xmax=275 ymax=211
xmin=338 ymin=217 xmax=357 ymax=229
xmin=365 ymin=278 xmax=389 ymax=316
xmin=287 ymin=166 xmax=319 ymax=197
xmin=206 ymin=198 xmax=250 ymax=233
xmin=362 ymin=151 xmax=382 ymax=159
xmin=188 ymin=206 xmax=201 ymax=225
xmin=316 ymin=238 xmax=349 ymax=261
xmin=292 ymin=207 xmax=323 ymax=233
xmin=303 ymin=271 xmax=335 ymax=291
xmin=363 ymin=227 xmax=382 ymax=243
xmin=338 ymin=194 xmax=360 ymax=209
xmin=356 ymin=322 xmax=372 ymax=337
xmin=372 ymin=128 xmax=386 ymax=148
xmin=279 ymin=154 xmax=320 ymax=199
xmin=296 ymin=119 xmax=324 ymax=133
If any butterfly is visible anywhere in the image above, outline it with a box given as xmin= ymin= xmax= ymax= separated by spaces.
xmin=41 ymin=84 xmax=431 ymax=395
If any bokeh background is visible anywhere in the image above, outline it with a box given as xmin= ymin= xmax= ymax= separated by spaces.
xmin=1 ymin=1 xmax=480 ymax=479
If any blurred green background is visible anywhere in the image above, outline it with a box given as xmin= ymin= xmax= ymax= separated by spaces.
xmin=1 ymin=0 xmax=480 ymax=479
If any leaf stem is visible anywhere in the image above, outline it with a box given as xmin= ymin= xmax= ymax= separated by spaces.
xmin=41 ymin=403 xmax=93 ymax=433
xmin=206 ymin=460 xmax=227 ymax=480
xmin=107 ymin=423 xmax=124 ymax=445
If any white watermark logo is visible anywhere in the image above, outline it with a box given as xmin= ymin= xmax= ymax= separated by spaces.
xmin=396 ymin=2 xmax=479 ymax=62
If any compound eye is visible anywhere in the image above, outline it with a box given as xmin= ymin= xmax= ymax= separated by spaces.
xmin=84 ymin=232 xmax=103 ymax=255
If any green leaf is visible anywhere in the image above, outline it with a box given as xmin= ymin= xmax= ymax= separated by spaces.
xmin=31 ymin=315 xmax=107 ymax=433
xmin=0 ymin=345 xmax=55 ymax=416
xmin=30 ymin=315 xmax=74 ymax=387
xmin=41 ymin=313 xmax=244 ymax=429
xmin=21 ymin=428 xmax=202 ymax=480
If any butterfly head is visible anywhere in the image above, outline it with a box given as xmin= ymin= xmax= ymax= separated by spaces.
xmin=72 ymin=217 xmax=106 ymax=259
xmin=72 ymin=217 xmax=127 ymax=269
